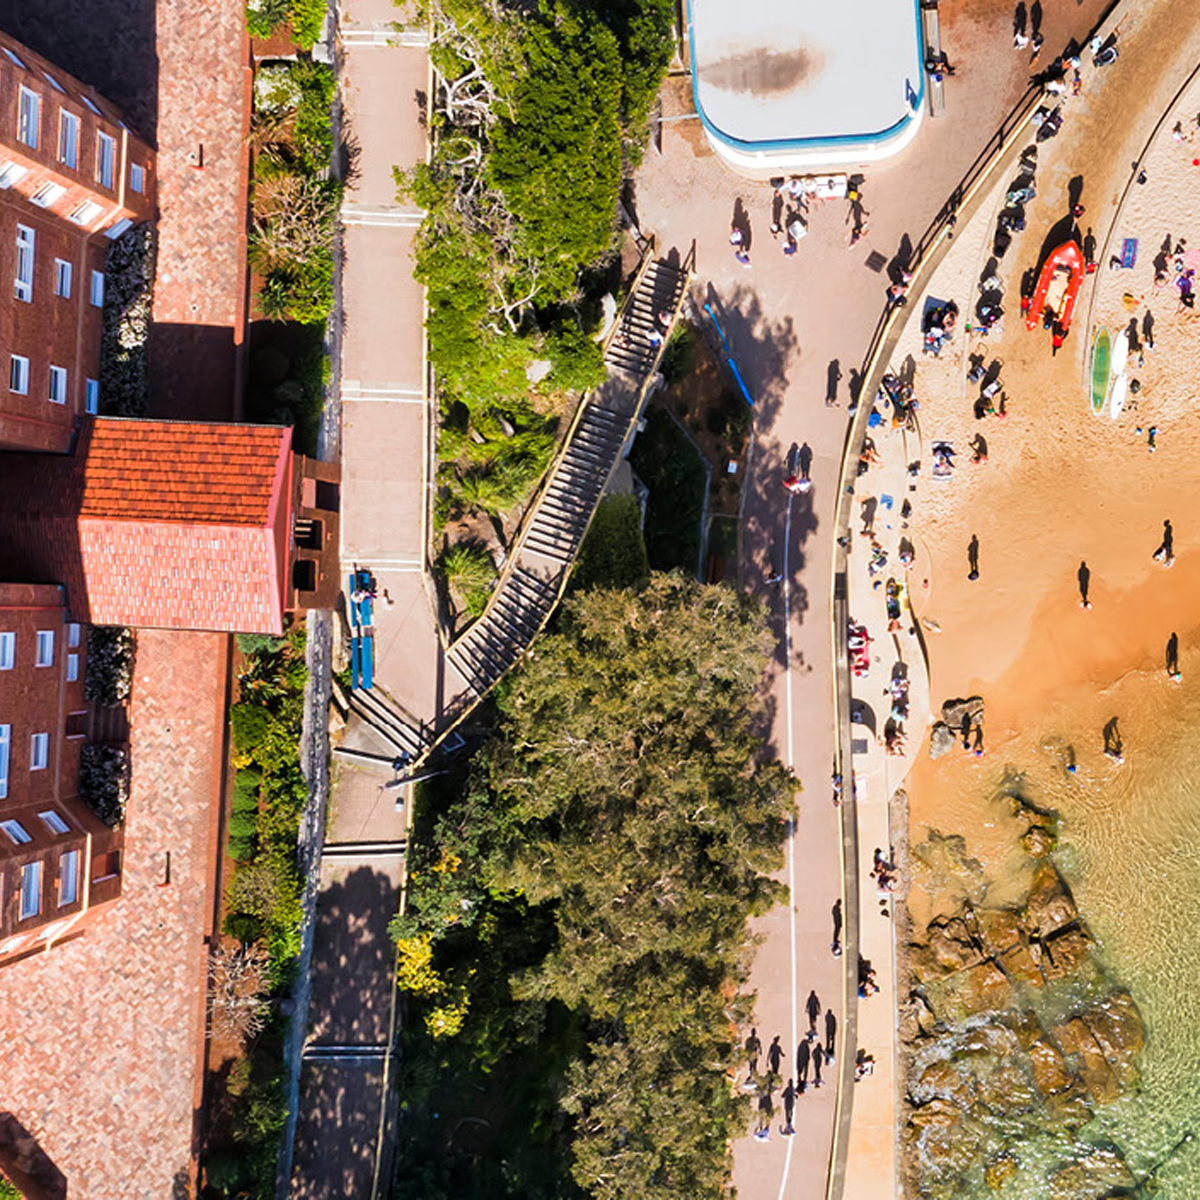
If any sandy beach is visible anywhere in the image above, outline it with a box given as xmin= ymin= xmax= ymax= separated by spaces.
xmin=880 ymin=1 xmax=1200 ymax=1192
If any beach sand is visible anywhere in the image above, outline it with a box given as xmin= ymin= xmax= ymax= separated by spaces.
xmin=884 ymin=0 xmax=1200 ymax=1191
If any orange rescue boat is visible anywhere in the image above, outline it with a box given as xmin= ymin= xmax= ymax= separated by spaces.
xmin=1025 ymin=239 xmax=1085 ymax=332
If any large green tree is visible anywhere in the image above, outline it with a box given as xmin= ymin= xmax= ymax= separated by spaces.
xmin=397 ymin=576 xmax=795 ymax=1197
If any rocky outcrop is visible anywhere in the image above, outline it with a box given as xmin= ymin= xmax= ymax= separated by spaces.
xmin=929 ymin=722 xmax=957 ymax=758
xmin=904 ymin=846 xmax=1145 ymax=1200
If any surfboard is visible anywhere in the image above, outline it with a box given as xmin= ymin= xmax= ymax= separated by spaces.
xmin=1110 ymin=329 xmax=1129 ymax=377
xmin=1110 ymin=373 xmax=1129 ymax=421
xmin=1090 ymin=327 xmax=1111 ymax=414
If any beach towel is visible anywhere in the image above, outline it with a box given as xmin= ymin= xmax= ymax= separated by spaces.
xmin=1120 ymin=238 xmax=1138 ymax=269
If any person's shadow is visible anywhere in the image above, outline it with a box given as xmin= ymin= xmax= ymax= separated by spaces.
xmin=1167 ymin=631 xmax=1180 ymax=675
xmin=1103 ymin=716 xmax=1123 ymax=754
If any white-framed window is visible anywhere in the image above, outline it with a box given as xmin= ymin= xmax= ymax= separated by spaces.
xmin=85 ymin=378 xmax=99 ymax=414
xmin=59 ymin=850 xmax=79 ymax=906
xmin=20 ymin=861 xmax=42 ymax=920
xmin=30 ymin=732 xmax=49 ymax=771
xmin=0 ymin=632 xmax=13 ymax=670
xmin=54 ymin=259 xmax=72 ymax=297
xmin=43 ymin=72 xmax=65 ymax=94
xmin=1 ymin=818 xmax=30 ymax=846
xmin=0 ymin=160 xmax=28 ymax=189
xmin=66 ymin=652 xmax=79 ymax=682
xmin=48 ymin=366 xmax=67 ymax=405
xmin=59 ymin=110 xmax=79 ymax=168
xmin=35 ymin=629 xmax=54 ymax=667
xmin=40 ymin=810 xmax=69 ymax=835
xmin=69 ymin=200 xmax=102 ymax=227
xmin=90 ymin=270 xmax=105 ymax=307
xmin=18 ymin=86 xmax=40 ymax=149
xmin=31 ymin=181 xmax=65 ymax=208
xmin=3 ymin=46 xmax=27 ymax=69
xmin=81 ymin=95 xmax=100 ymax=116
xmin=0 ymin=725 xmax=8 ymax=799
xmin=67 ymin=623 xmax=81 ymax=648
xmin=14 ymin=224 xmax=34 ymax=302
xmin=130 ymin=162 xmax=145 ymax=193
xmin=96 ymin=132 xmax=115 ymax=188
xmin=9 ymin=355 xmax=29 ymax=395
xmin=105 ymin=217 xmax=133 ymax=241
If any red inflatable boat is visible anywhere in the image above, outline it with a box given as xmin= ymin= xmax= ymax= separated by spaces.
xmin=1025 ymin=239 xmax=1085 ymax=332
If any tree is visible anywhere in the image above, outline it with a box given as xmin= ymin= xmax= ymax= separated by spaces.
xmin=208 ymin=943 xmax=271 ymax=1043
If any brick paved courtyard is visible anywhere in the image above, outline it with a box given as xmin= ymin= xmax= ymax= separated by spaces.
xmin=0 ymin=630 xmax=229 ymax=1198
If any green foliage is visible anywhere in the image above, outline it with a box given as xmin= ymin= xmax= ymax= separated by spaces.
xmin=238 ymin=633 xmax=286 ymax=656
xmin=437 ymin=540 xmax=498 ymax=619
xmin=543 ymin=324 xmax=607 ymax=394
xmin=0 ymin=1175 xmax=22 ymax=1200
xmin=628 ymin=405 xmax=707 ymax=575
xmin=246 ymin=0 xmax=325 ymax=49
xmin=229 ymin=811 xmax=259 ymax=840
xmin=231 ymin=702 xmax=272 ymax=755
xmin=291 ymin=61 xmax=337 ymax=171
xmin=571 ymin=493 xmax=649 ymax=592
xmin=258 ymin=255 xmax=336 ymax=323
xmin=228 ymin=834 xmax=257 ymax=863
xmin=395 ymin=574 xmax=794 ymax=1196
xmin=658 ymin=320 xmax=695 ymax=386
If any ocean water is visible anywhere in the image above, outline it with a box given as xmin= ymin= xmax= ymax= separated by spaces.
xmin=908 ymin=647 xmax=1200 ymax=1197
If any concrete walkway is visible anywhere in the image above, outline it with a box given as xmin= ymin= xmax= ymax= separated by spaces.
xmin=635 ymin=1 xmax=1112 ymax=1195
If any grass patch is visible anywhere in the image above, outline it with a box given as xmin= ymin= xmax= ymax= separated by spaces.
xmin=570 ymin=493 xmax=648 ymax=593
xmin=628 ymin=405 xmax=707 ymax=575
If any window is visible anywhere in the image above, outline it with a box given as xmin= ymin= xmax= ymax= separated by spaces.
xmin=66 ymin=653 xmax=79 ymax=682
xmin=3 ymin=46 xmax=27 ymax=69
xmin=81 ymin=95 xmax=100 ymax=116
xmin=69 ymin=200 xmax=102 ymax=227
xmin=96 ymin=132 xmax=115 ymax=188
xmin=20 ymin=862 xmax=42 ymax=920
xmin=9 ymin=355 xmax=29 ymax=395
xmin=14 ymin=225 xmax=34 ymax=302
xmin=85 ymin=378 xmax=99 ymax=415
xmin=58 ymin=110 xmax=79 ymax=168
xmin=0 ymin=632 xmax=13 ymax=670
xmin=67 ymin=623 xmax=81 ymax=648
xmin=59 ymin=851 xmax=79 ymax=906
xmin=43 ymin=72 xmax=65 ymax=94
xmin=1 ymin=819 xmax=30 ymax=846
xmin=0 ymin=160 xmax=28 ymax=189
xmin=35 ymin=629 xmax=54 ymax=667
xmin=18 ymin=87 xmax=40 ymax=149
xmin=48 ymin=366 xmax=67 ymax=405
xmin=31 ymin=181 xmax=65 ymax=208
xmin=130 ymin=162 xmax=145 ymax=194
xmin=0 ymin=725 xmax=8 ymax=798
xmin=90 ymin=270 xmax=105 ymax=307
xmin=40 ymin=811 xmax=69 ymax=836
xmin=30 ymin=733 xmax=49 ymax=771
xmin=105 ymin=217 xmax=133 ymax=241
xmin=54 ymin=259 xmax=72 ymax=297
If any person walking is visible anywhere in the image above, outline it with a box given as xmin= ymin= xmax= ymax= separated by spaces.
xmin=825 ymin=1009 xmax=838 ymax=1062
xmin=767 ymin=1034 xmax=784 ymax=1077
xmin=831 ymin=897 xmax=843 ymax=957
xmin=812 ymin=1043 xmax=826 ymax=1088
xmin=796 ymin=1038 xmax=811 ymax=1093
xmin=780 ymin=1079 xmax=797 ymax=1135
xmin=1153 ymin=519 xmax=1174 ymax=566
xmin=743 ymin=1027 xmax=762 ymax=1088
xmin=806 ymin=989 xmax=821 ymax=1038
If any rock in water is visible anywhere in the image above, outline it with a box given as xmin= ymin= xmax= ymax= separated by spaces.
xmin=941 ymin=695 xmax=985 ymax=729
xmin=1048 ymin=1149 xmax=1135 ymax=1200
xmin=1021 ymin=825 xmax=1057 ymax=857
xmin=985 ymin=1154 xmax=1018 ymax=1189
xmin=1080 ymin=991 xmax=1144 ymax=1088
xmin=1023 ymin=862 xmax=1079 ymax=939
xmin=930 ymin=721 xmax=956 ymax=758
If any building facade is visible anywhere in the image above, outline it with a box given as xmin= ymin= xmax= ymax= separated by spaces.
xmin=0 ymin=29 xmax=155 ymax=452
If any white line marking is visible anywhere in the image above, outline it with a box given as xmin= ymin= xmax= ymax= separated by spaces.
xmin=341 ymin=27 xmax=429 ymax=47
xmin=340 ymin=208 xmax=425 ymax=228
xmin=778 ymin=491 xmax=798 ymax=1200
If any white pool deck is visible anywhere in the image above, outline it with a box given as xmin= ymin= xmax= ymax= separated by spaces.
xmin=688 ymin=0 xmax=926 ymax=174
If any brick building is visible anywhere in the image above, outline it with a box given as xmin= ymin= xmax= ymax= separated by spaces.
xmin=0 ymin=28 xmax=155 ymax=453
xmin=0 ymin=33 xmax=339 ymax=969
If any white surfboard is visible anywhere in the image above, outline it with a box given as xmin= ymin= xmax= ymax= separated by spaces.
xmin=1109 ymin=373 xmax=1129 ymax=420
xmin=1110 ymin=330 xmax=1130 ymax=377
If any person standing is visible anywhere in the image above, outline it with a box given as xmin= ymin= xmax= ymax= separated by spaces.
xmin=831 ymin=898 xmax=843 ymax=957
xmin=825 ymin=1009 xmax=838 ymax=1062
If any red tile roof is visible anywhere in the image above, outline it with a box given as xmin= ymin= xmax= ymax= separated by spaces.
xmin=0 ymin=418 xmax=295 ymax=634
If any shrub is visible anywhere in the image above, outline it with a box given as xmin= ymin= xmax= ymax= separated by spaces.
xmin=99 ymin=224 xmax=156 ymax=417
xmin=203 ymin=1148 xmax=250 ymax=1193
xmin=258 ymin=255 xmax=335 ymax=324
xmin=292 ymin=61 xmax=336 ymax=172
xmin=543 ymin=323 xmax=607 ymax=394
xmin=228 ymin=834 xmax=257 ymax=863
xmin=79 ymin=743 xmax=129 ymax=826
xmin=229 ymin=811 xmax=259 ymax=840
xmin=84 ymin=626 xmax=135 ymax=705
xmin=437 ymin=540 xmax=498 ymax=618
xmin=0 ymin=1177 xmax=22 ymax=1200
xmin=237 ymin=633 xmax=286 ymax=656
xmin=231 ymin=703 xmax=272 ymax=755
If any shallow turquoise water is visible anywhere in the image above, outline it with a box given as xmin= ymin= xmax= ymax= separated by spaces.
xmin=911 ymin=650 xmax=1200 ymax=1196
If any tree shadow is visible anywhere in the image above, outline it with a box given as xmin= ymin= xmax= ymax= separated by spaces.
xmin=0 ymin=1113 xmax=68 ymax=1200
